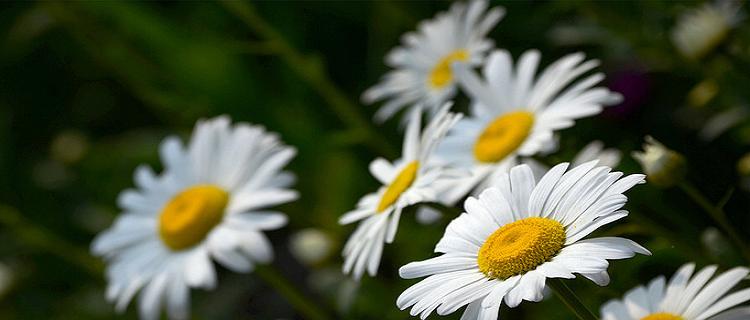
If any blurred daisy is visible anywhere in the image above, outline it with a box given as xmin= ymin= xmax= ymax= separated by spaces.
xmin=397 ymin=162 xmax=649 ymax=319
xmin=572 ymin=140 xmax=621 ymax=168
xmin=601 ymin=263 xmax=750 ymax=320
xmin=289 ymin=228 xmax=333 ymax=266
xmin=672 ymin=1 xmax=743 ymax=60
xmin=437 ymin=49 xmax=622 ymax=204
xmin=339 ymin=105 xmax=462 ymax=279
xmin=362 ymin=0 xmax=504 ymax=122
xmin=92 ymin=116 xmax=297 ymax=320
xmin=526 ymin=140 xmax=622 ymax=181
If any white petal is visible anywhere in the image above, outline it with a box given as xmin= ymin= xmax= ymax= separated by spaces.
xmin=138 ymin=273 xmax=168 ymax=320
xmin=166 ymin=276 xmax=190 ymax=320
xmin=661 ymin=263 xmax=696 ymax=313
xmin=369 ymin=158 xmax=396 ymax=184
xmin=399 ymin=255 xmax=477 ymax=279
xmin=701 ymin=299 xmax=750 ymax=320
xmin=600 ymin=300 xmax=631 ymax=320
xmin=481 ymin=275 xmax=521 ymax=308
xmin=226 ymin=211 xmax=288 ymax=230
xmin=684 ymin=267 xmax=750 ymax=319
xmin=184 ymin=250 xmax=216 ymax=289
xmin=528 ymin=163 xmax=569 ymax=217
xmin=460 ymin=299 xmax=482 ymax=320
xmin=503 ymin=270 xmax=546 ymax=307
xmin=509 ymin=164 xmax=536 ymax=216
xmin=226 ymin=189 xmax=298 ymax=213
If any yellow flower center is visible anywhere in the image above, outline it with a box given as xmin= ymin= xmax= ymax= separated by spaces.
xmin=477 ymin=217 xmax=566 ymax=279
xmin=159 ymin=185 xmax=229 ymax=251
xmin=641 ymin=313 xmax=684 ymax=320
xmin=473 ymin=111 xmax=535 ymax=163
xmin=428 ymin=49 xmax=470 ymax=89
xmin=377 ymin=161 xmax=419 ymax=212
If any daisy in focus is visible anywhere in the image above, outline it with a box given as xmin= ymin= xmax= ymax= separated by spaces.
xmin=601 ymin=263 xmax=750 ymax=320
xmin=672 ymin=1 xmax=744 ymax=60
xmin=397 ymin=162 xmax=649 ymax=319
xmin=339 ymin=105 xmax=462 ymax=279
xmin=362 ymin=0 xmax=504 ymax=122
xmin=91 ymin=116 xmax=297 ymax=320
xmin=437 ymin=49 xmax=623 ymax=204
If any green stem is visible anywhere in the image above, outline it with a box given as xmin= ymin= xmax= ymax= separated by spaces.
xmin=255 ymin=265 xmax=330 ymax=320
xmin=0 ymin=205 xmax=103 ymax=276
xmin=678 ymin=181 xmax=750 ymax=262
xmin=219 ymin=0 xmax=395 ymax=158
xmin=548 ymin=278 xmax=598 ymax=320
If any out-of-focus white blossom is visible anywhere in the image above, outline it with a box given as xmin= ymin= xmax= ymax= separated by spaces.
xmin=672 ymin=1 xmax=743 ymax=60
xmin=289 ymin=229 xmax=333 ymax=266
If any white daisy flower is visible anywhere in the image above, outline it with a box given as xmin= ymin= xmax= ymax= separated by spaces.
xmin=339 ymin=105 xmax=462 ymax=279
xmin=437 ymin=49 xmax=622 ymax=204
xmin=601 ymin=263 xmax=750 ymax=320
xmin=91 ymin=116 xmax=297 ymax=320
xmin=362 ymin=0 xmax=504 ymax=122
xmin=672 ymin=1 xmax=744 ymax=60
xmin=397 ymin=162 xmax=650 ymax=319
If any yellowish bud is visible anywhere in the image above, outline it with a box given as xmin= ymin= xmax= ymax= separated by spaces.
xmin=632 ymin=136 xmax=686 ymax=187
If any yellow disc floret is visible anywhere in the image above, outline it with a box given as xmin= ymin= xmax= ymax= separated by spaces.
xmin=377 ymin=161 xmax=419 ymax=212
xmin=641 ymin=313 xmax=684 ymax=320
xmin=428 ymin=49 xmax=470 ymax=89
xmin=159 ymin=185 xmax=229 ymax=251
xmin=477 ymin=217 xmax=566 ymax=279
xmin=473 ymin=111 xmax=534 ymax=163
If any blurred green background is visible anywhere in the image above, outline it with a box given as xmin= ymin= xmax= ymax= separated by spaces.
xmin=1 ymin=1 xmax=750 ymax=319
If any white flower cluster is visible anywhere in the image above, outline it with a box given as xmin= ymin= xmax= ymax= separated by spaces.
xmin=89 ymin=1 xmax=750 ymax=320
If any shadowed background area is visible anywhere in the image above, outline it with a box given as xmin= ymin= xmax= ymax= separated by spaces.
xmin=1 ymin=1 xmax=750 ymax=319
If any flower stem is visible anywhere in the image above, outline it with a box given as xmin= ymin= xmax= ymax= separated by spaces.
xmin=678 ymin=181 xmax=750 ymax=262
xmin=218 ymin=0 xmax=396 ymax=158
xmin=548 ymin=278 xmax=599 ymax=320
xmin=255 ymin=265 xmax=331 ymax=320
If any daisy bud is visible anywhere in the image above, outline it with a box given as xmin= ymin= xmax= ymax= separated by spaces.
xmin=632 ymin=136 xmax=687 ymax=187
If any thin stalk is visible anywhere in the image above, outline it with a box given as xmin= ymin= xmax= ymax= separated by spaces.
xmin=678 ymin=181 xmax=750 ymax=262
xmin=548 ymin=278 xmax=598 ymax=320
xmin=255 ymin=265 xmax=330 ymax=320
xmin=219 ymin=0 xmax=395 ymax=158
xmin=0 ymin=205 xmax=103 ymax=276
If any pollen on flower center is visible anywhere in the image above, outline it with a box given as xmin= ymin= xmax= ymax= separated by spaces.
xmin=428 ymin=49 xmax=470 ymax=89
xmin=159 ymin=185 xmax=229 ymax=251
xmin=473 ymin=111 xmax=534 ymax=163
xmin=377 ymin=161 xmax=419 ymax=212
xmin=477 ymin=217 xmax=565 ymax=280
xmin=641 ymin=313 xmax=684 ymax=320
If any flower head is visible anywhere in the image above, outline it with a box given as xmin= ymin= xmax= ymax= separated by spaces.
xmin=437 ymin=49 xmax=622 ymax=204
xmin=672 ymin=1 xmax=743 ymax=60
xmin=339 ymin=105 xmax=462 ymax=279
xmin=362 ymin=0 xmax=504 ymax=122
xmin=601 ymin=263 xmax=750 ymax=320
xmin=91 ymin=116 xmax=297 ymax=320
xmin=397 ymin=162 xmax=649 ymax=319
xmin=632 ymin=136 xmax=686 ymax=188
